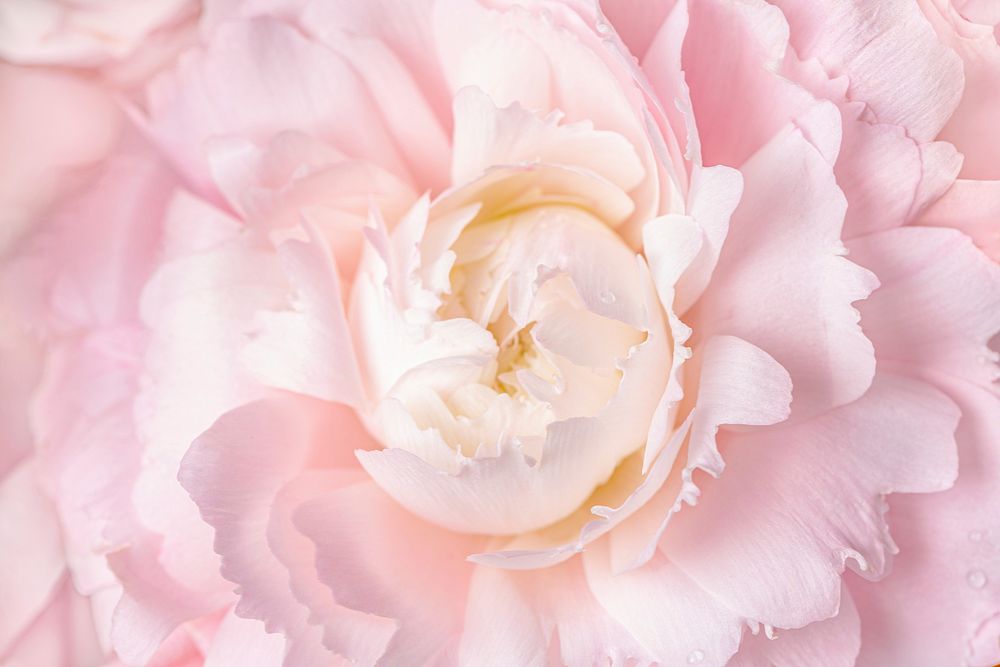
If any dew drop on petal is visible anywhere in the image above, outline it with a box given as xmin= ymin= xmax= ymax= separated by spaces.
xmin=968 ymin=569 xmax=988 ymax=590
xmin=596 ymin=19 xmax=611 ymax=35
xmin=599 ymin=290 xmax=616 ymax=304
xmin=687 ymin=649 xmax=705 ymax=664
xmin=970 ymin=530 xmax=984 ymax=542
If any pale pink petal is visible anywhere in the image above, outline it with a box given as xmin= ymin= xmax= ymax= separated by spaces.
xmin=241 ymin=230 xmax=365 ymax=407
xmin=675 ymin=0 xmax=819 ymax=168
xmin=919 ymin=0 xmax=1000 ymax=179
xmin=693 ymin=124 xmax=877 ymax=419
xmin=659 ymin=165 xmax=744 ymax=315
xmin=144 ymin=16 xmax=408 ymax=193
xmin=7 ymin=145 xmax=175 ymax=334
xmin=459 ymin=557 xmax=654 ymax=667
xmin=660 ymin=373 xmax=959 ymax=630
xmin=450 ymin=86 xmax=644 ymax=193
xmin=607 ymin=334 xmax=792 ymax=573
xmin=202 ymin=611 xmax=285 ymax=667
xmin=583 ymin=542 xmax=743 ymax=667
xmin=210 ymin=0 xmax=453 ymax=191
xmin=0 ymin=0 xmax=194 ymax=66
xmin=293 ymin=481 xmax=486 ymax=665
xmin=918 ymin=179 xmax=1000 ymax=261
xmin=268 ymin=472 xmax=396 ymax=667
xmin=847 ymin=226 xmax=1000 ymax=389
xmin=599 ymin=0 xmax=674 ymax=60
xmin=0 ymin=308 xmax=41 ymax=477
xmin=132 ymin=208 xmax=286 ymax=608
xmin=850 ymin=381 xmax=1000 ymax=667
xmin=31 ymin=330 xmax=145 ymax=599
xmin=0 ymin=459 xmax=66 ymax=655
xmin=107 ymin=540 xmax=228 ymax=666
xmin=432 ymin=0 xmax=661 ymax=233
xmin=841 ymin=224 xmax=1000 ymax=664
xmin=0 ymin=577 xmax=106 ymax=667
xmin=295 ymin=0 xmax=451 ymax=130
xmin=179 ymin=396 xmax=369 ymax=666
xmin=0 ymin=65 xmax=120 ymax=256
xmin=773 ymin=0 xmax=964 ymax=142
xmin=727 ymin=585 xmax=860 ymax=667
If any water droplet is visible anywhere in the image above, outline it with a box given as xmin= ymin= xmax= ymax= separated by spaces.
xmin=970 ymin=530 xmax=985 ymax=543
xmin=596 ymin=19 xmax=611 ymax=35
xmin=968 ymin=569 xmax=988 ymax=589
xmin=687 ymin=649 xmax=705 ymax=664
xmin=599 ymin=290 xmax=616 ymax=304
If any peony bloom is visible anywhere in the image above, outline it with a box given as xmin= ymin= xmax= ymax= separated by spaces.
xmin=1 ymin=0 xmax=999 ymax=666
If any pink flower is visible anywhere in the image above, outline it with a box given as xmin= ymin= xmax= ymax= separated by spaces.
xmin=2 ymin=1 xmax=998 ymax=666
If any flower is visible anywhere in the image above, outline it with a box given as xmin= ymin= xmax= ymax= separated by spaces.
xmin=2 ymin=0 xmax=999 ymax=666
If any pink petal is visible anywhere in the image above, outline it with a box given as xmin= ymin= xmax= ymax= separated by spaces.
xmin=241 ymin=230 xmax=365 ymax=407
xmin=607 ymin=334 xmax=792 ymax=573
xmin=293 ymin=481 xmax=486 ymax=665
xmin=179 ymin=396 xmax=371 ymax=665
xmin=918 ymin=179 xmax=1000 ymax=261
xmin=599 ymin=0 xmax=674 ymax=60
xmin=694 ymin=124 xmax=877 ymax=420
xmin=919 ymin=0 xmax=1000 ymax=179
xmin=202 ymin=611 xmax=285 ymax=667
xmin=583 ymin=542 xmax=743 ymax=667
xmin=0 ymin=65 xmax=120 ymax=255
xmin=728 ymin=584 xmax=860 ymax=667
xmin=0 ymin=577 xmax=105 ymax=667
xmin=850 ymin=381 xmax=1000 ymax=667
xmin=848 ymin=226 xmax=1000 ymax=389
xmin=0 ymin=459 xmax=66 ymax=655
xmin=660 ymin=373 xmax=959 ymax=630
xmin=677 ymin=0 xmax=820 ymax=168
xmin=450 ymin=86 xmax=644 ymax=193
xmin=459 ymin=557 xmax=654 ymax=666
xmin=660 ymin=375 xmax=958 ymax=628
xmin=773 ymin=0 xmax=964 ymax=142
xmin=145 ymin=16 xmax=407 ymax=194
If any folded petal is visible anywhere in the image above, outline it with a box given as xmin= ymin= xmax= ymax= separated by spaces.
xmin=694 ymin=123 xmax=877 ymax=420
xmin=660 ymin=373 xmax=959 ymax=630
xmin=294 ymin=481 xmax=486 ymax=665
xmin=728 ymin=584 xmax=860 ymax=667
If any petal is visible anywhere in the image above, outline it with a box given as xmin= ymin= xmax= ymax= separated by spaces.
xmin=450 ymin=86 xmax=644 ymax=193
xmin=241 ymin=229 xmax=365 ymax=407
xmin=432 ymin=0 xmax=661 ymax=234
xmin=773 ymin=0 xmax=964 ymax=142
xmin=919 ymin=0 xmax=1000 ymax=179
xmin=0 ymin=65 xmax=120 ymax=256
xmin=660 ymin=372 xmax=959 ymax=630
xmin=0 ymin=459 xmax=66 ymax=655
xmin=583 ymin=542 xmax=743 ymax=667
xmin=293 ymin=481 xmax=485 ymax=665
xmin=202 ymin=611 xmax=285 ymax=667
xmin=459 ymin=557 xmax=654 ymax=667
xmin=607 ymin=335 xmax=792 ymax=573
xmin=599 ymin=0 xmax=674 ymax=60
xmin=849 ymin=381 xmax=1000 ymax=667
xmin=179 ymin=396 xmax=371 ymax=666
xmin=847 ymin=226 xmax=1000 ymax=389
xmin=144 ymin=16 xmax=407 ymax=194
xmin=675 ymin=0 xmax=820 ymax=168
xmin=0 ymin=577 xmax=105 ymax=667
xmin=727 ymin=584 xmax=860 ymax=667
xmin=918 ymin=179 xmax=1000 ymax=261
xmin=133 ymin=205 xmax=284 ymax=607
xmin=693 ymin=122 xmax=878 ymax=420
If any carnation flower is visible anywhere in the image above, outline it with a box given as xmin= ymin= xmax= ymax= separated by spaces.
xmin=2 ymin=1 xmax=999 ymax=666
